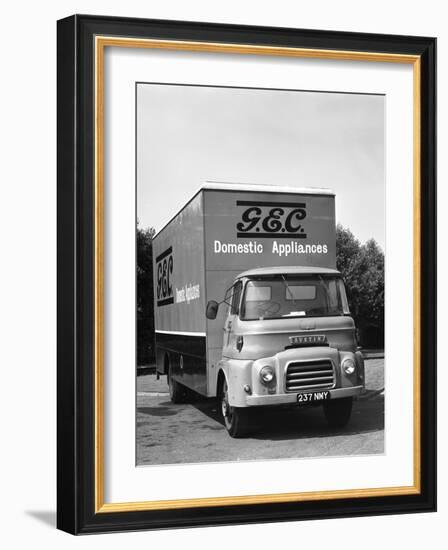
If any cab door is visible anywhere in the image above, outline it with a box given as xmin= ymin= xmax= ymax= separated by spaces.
xmin=222 ymin=280 xmax=243 ymax=357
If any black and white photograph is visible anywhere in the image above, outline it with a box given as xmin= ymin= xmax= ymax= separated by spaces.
xmin=0 ymin=0 xmax=440 ymax=542
xmin=136 ymin=83 xmax=385 ymax=466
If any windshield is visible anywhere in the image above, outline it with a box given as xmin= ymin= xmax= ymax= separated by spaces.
xmin=240 ymin=275 xmax=350 ymax=321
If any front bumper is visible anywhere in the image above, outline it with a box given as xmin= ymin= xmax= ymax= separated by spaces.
xmin=245 ymin=385 xmax=363 ymax=407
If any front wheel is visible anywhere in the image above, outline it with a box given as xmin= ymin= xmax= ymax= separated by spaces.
xmin=220 ymin=379 xmax=250 ymax=438
xmin=323 ymin=397 xmax=353 ymax=429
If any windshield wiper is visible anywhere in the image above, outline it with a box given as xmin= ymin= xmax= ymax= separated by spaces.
xmin=281 ymin=275 xmax=297 ymax=306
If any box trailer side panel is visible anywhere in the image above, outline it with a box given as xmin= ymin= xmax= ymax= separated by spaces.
xmin=203 ymin=188 xmax=336 ymax=396
xmin=152 ymin=192 xmax=207 ymax=395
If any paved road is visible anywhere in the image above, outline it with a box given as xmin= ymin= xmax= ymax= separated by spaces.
xmin=136 ymin=359 xmax=384 ymax=466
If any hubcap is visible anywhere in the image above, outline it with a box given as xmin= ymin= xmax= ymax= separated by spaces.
xmin=221 ymin=398 xmax=228 ymax=417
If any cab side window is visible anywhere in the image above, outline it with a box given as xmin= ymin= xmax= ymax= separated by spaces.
xmin=230 ymin=281 xmax=243 ymax=315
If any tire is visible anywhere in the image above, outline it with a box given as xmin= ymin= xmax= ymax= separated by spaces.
xmin=219 ymin=378 xmax=250 ymax=438
xmin=323 ymin=397 xmax=353 ymax=429
xmin=167 ymin=363 xmax=186 ymax=404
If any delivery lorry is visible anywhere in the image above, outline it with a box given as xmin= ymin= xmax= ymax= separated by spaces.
xmin=153 ymin=183 xmax=364 ymax=437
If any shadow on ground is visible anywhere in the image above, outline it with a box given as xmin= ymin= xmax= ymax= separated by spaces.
xmin=191 ymin=395 xmax=384 ymax=441
xmin=25 ymin=510 xmax=56 ymax=528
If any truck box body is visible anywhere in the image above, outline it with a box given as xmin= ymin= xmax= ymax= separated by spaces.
xmin=153 ymin=183 xmax=336 ymax=397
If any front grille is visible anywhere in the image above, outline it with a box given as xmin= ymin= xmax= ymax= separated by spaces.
xmin=285 ymin=360 xmax=335 ymax=392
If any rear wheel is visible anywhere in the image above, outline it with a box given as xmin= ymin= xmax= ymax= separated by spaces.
xmin=323 ymin=397 xmax=353 ymax=429
xmin=167 ymin=362 xmax=186 ymax=404
xmin=220 ymin=378 xmax=250 ymax=438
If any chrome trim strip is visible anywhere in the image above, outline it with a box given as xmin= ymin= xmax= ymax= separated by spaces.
xmin=287 ymin=369 xmax=333 ymax=378
xmin=155 ymin=329 xmax=206 ymax=337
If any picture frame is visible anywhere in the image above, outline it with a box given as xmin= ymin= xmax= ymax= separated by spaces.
xmin=57 ymin=14 xmax=436 ymax=534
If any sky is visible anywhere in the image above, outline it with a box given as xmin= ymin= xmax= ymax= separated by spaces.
xmin=137 ymin=84 xmax=385 ymax=249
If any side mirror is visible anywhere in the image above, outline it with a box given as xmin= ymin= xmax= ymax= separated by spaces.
xmin=206 ymin=300 xmax=219 ymax=320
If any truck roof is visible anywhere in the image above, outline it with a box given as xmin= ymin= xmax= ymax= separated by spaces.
xmin=203 ymin=181 xmax=335 ymax=196
xmin=236 ymin=266 xmax=341 ymax=278
xmin=154 ymin=182 xmax=335 ymax=238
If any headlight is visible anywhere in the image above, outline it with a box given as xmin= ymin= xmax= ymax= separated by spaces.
xmin=342 ymin=357 xmax=356 ymax=375
xmin=259 ymin=365 xmax=275 ymax=384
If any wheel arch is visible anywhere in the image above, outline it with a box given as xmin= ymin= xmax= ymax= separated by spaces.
xmin=216 ymin=368 xmax=227 ymax=398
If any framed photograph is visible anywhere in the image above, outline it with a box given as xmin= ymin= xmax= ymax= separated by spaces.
xmin=57 ymin=14 xmax=436 ymax=534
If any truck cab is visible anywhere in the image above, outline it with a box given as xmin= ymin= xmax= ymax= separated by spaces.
xmin=207 ymin=266 xmax=364 ymax=437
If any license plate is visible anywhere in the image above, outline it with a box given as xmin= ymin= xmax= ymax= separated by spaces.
xmin=297 ymin=391 xmax=331 ymax=404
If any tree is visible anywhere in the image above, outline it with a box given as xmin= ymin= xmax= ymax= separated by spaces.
xmin=137 ymin=223 xmax=156 ymax=364
xmin=336 ymin=224 xmax=385 ymax=347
